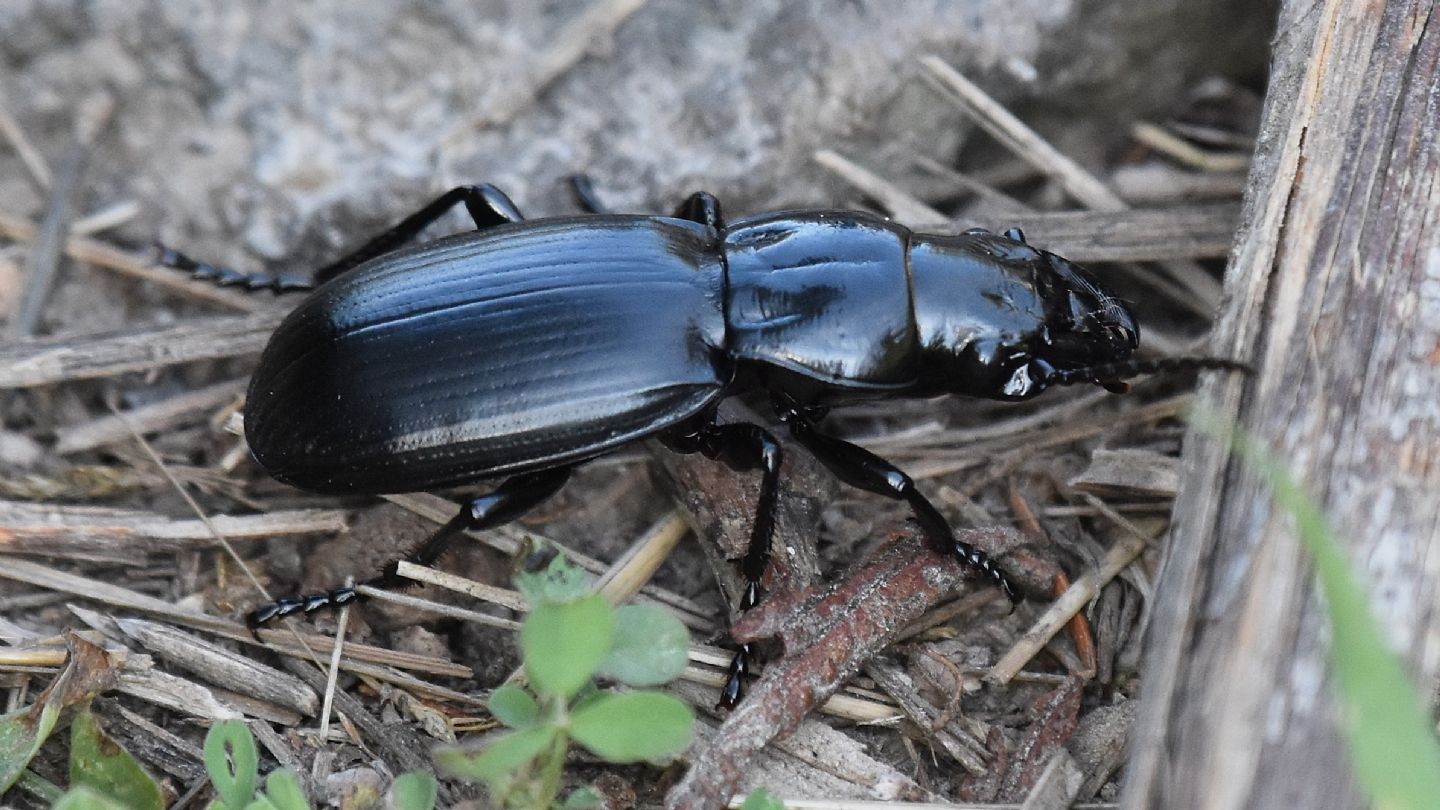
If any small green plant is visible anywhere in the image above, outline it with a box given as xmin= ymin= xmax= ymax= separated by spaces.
xmin=203 ymin=719 xmax=437 ymax=810
xmin=740 ymin=787 xmax=786 ymax=810
xmin=437 ymin=552 xmax=694 ymax=808
xmin=44 ymin=717 xmax=435 ymax=810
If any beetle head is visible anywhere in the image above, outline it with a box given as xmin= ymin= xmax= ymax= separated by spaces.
xmin=909 ymin=230 xmax=1140 ymax=401
xmin=1025 ymin=247 xmax=1141 ymax=393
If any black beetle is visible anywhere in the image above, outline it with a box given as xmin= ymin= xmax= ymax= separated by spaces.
xmin=161 ymin=180 xmax=1242 ymax=706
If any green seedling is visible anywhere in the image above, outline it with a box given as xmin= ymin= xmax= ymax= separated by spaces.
xmin=202 ymin=720 xmax=437 ymax=810
xmin=438 ymin=553 xmax=694 ymax=809
xmin=740 ymin=787 xmax=786 ymax=810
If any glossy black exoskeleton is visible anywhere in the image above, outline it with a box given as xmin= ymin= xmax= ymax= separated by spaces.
xmin=162 ymin=181 xmax=1243 ymax=707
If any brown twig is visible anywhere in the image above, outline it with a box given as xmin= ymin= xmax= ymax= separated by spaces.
xmin=0 ymin=557 xmax=469 ymax=678
xmin=55 ymin=377 xmax=247 ymax=454
xmin=0 ymin=101 xmax=52 ymax=189
xmin=7 ymin=97 xmax=111 ymax=338
xmin=0 ymin=312 xmax=282 ymax=389
xmin=666 ymin=527 xmax=1021 ymax=810
xmin=813 ymin=149 xmax=950 ymax=227
xmin=650 ymin=400 xmax=828 ymax=618
xmin=0 ymin=500 xmax=346 ymax=555
xmin=1052 ymin=572 xmax=1097 ymax=679
xmin=917 ymin=55 xmax=1225 ymax=315
xmin=987 ymin=510 xmax=1156 ymax=685
xmin=1006 ymin=482 xmax=1096 ymax=679
xmin=114 ymin=617 xmax=318 ymax=715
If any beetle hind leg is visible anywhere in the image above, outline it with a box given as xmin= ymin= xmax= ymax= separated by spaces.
xmin=313 ymin=183 xmax=526 ymax=284
xmin=246 ymin=467 xmax=573 ymax=629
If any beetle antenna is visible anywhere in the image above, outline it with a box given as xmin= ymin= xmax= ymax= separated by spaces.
xmin=1049 ymin=356 xmax=1252 ymax=387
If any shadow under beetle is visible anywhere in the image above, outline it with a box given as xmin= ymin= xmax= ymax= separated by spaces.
xmin=161 ymin=179 xmax=1244 ymax=707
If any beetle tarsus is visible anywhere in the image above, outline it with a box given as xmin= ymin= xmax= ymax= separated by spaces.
xmin=717 ymin=642 xmax=752 ymax=710
xmin=246 ymin=592 xmax=325 ymax=626
xmin=153 ymin=242 xmax=316 ymax=294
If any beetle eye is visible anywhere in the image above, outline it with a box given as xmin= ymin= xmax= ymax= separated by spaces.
xmin=1106 ymin=323 xmax=1138 ymax=350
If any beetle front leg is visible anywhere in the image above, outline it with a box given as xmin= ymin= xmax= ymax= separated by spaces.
xmin=313 ymin=183 xmax=526 ymax=284
xmin=779 ymin=407 xmax=1019 ymax=604
xmin=247 ymin=467 xmax=572 ymax=627
xmin=663 ymin=417 xmax=782 ymax=707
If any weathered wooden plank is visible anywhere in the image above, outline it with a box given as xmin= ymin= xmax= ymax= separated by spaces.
xmin=1125 ymin=2 xmax=1440 ymax=808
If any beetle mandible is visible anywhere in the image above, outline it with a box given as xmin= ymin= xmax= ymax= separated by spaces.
xmin=161 ymin=180 xmax=1242 ymax=706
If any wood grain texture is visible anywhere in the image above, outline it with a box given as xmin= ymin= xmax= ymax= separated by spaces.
xmin=1124 ymin=1 xmax=1440 ymax=807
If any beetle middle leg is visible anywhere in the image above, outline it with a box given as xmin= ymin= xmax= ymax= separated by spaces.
xmin=662 ymin=415 xmax=782 ymax=708
xmin=673 ymin=192 xmax=723 ymax=230
xmin=567 ymin=175 xmax=724 ymax=230
xmin=568 ymin=174 xmax=611 ymax=214
xmin=247 ymin=466 xmax=572 ymax=627
xmin=777 ymin=401 xmax=1019 ymax=604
